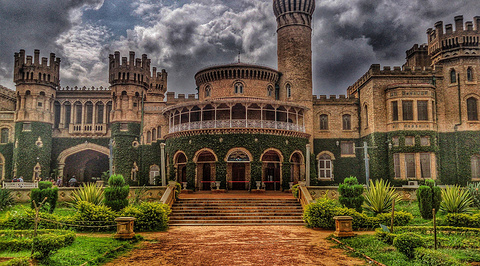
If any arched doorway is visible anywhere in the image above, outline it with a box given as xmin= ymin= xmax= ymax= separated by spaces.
xmin=175 ymin=152 xmax=187 ymax=183
xmin=194 ymin=150 xmax=217 ymax=190
xmin=226 ymin=149 xmax=251 ymax=190
xmin=290 ymin=152 xmax=304 ymax=184
xmin=261 ymin=150 xmax=282 ymax=191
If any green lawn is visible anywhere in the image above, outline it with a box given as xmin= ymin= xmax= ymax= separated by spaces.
xmin=0 ymin=235 xmax=136 ymax=266
xmin=0 ymin=202 xmax=76 ymax=220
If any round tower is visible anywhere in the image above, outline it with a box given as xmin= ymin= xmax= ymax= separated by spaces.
xmin=273 ymin=0 xmax=315 ymax=102
xmin=12 ymin=49 xmax=59 ymax=180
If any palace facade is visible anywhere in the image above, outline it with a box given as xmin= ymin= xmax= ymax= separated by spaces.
xmin=0 ymin=0 xmax=479 ymax=189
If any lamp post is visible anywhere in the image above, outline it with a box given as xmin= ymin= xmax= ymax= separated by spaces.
xmin=356 ymin=141 xmax=377 ymax=189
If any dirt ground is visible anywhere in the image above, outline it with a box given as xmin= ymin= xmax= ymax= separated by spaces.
xmin=105 ymin=226 xmax=366 ymax=266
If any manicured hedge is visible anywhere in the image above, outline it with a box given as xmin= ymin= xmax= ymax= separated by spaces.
xmin=442 ymin=213 xmax=480 ymax=228
xmin=121 ymin=202 xmax=171 ymax=231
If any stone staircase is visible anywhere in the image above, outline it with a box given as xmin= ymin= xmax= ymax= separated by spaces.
xmin=169 ymin=198 xmax=304 ymax=226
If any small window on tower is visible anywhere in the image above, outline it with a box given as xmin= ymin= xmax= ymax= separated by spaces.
xmin=23 ymin=123 xmax=31 ymax=131
xmin=234 ymin=83 xmax=243 ymax=94
xmin=286 ymin=84 xmax=291 ymax=98
xmin=37 ymin=102 xmax=42 ymax=107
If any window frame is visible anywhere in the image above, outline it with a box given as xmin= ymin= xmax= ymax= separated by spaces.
xmin=319 ymin=114 xmax=329 ymax=130
xmin=342 ymin=114 xmax=351 ymax=130
xmin=467 ymin=97 xmax=479 ymax=121
xmin=417 ymin=100 xmax=429 ymax=121
xmin=402 ymin=100 xmax=414 ymax=121
xmin=318 ymin=153 xmax=333 ymax=180
xmin=340 ymin=141 xmax=355 ymax=156
xmin=392 ymin=101 xmax=399 ymax=121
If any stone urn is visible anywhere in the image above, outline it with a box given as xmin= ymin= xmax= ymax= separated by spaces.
xmin=215 ymin=181 xmax=221 ymax=190
xmin=182 ymin=182 xmax=187 ymax=190
xmin=288 ymin=182 xmax=294 ymax=189
xmin=256 ymin=181 xmax=262 ymax=190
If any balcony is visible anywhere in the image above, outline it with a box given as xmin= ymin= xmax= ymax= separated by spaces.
xmin=69 ymin=123 xmax=108 ymax=135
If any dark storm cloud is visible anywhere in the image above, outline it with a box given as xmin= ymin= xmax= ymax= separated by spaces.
xmin=0 ymin=0 xmax=104 ymax=88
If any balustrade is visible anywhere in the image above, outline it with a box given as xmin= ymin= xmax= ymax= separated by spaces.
xmin=69 ymin=123 xmax=108 ymax=135
xmin=168 ymin=119 xmax=305 ymax=133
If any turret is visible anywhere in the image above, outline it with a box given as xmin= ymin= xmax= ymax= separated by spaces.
xmin=147 ymin=67 xmax=168 ymax=101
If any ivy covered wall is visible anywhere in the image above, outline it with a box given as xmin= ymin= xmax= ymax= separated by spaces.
xmin=111 ymin=122 xmax=140 ymax=184
xmin=165 ymin=133 xmax=309 ymax=190
xmin=0 ymin=143 xmax=14 ymax=180
xmin=13 ymin=122 xmax=52 ymax=180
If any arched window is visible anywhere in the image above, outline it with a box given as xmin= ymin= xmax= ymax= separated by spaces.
xmin=152 ymin=128 xmax=157 ymax=141
xmin=319 ymin=114 xmax=328 ymax=130
xmin=467 ymin=67 xmax=474 ymax=82
xmin=472 ymin=155 xmax=480 ymax=179
xmin=85 ymin=102 xmax=93 ymax=124
xmin=0 ymin=128 xmax=8 ymax=144
xmin=234 ymin=83 xmax=243 ymax=94
xmin=450 ymin=69 xmax=457 ymax=83
xmin=286 ymin=84 xmax=291 ymax=98
xmin=364 ymin=105 xmax=369 ymax=127
xmin=157 ymin=126 xmax=161 ymax=139
xmin=467 ymin=97 xmax=478 ymax=121
xmin=318 ymin=153 xmax=333 ymax=179
xmin=96 ymin=102 xmax=104 ymax=124
xmin=342 ymin=114 xmax=351 ymax=130
xmin=146 ymin=131 xmax=151 ymax=144
xmin=267 ymin=86 xmax=273 ymax=97
xmin=205 ymin=86 xmax=211 ymax=97
xmin=75 ymin=102 xmax=82 ymax=124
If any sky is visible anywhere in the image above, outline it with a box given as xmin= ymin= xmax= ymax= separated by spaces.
xmin=0 ymin=0 xmax=479 ymax=96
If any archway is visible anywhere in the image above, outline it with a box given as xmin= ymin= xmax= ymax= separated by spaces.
xmin=194 ymin=149 xmax=217 ymax=190
xmin=290 ymin=151 xmax=304 ymax=184
xmin=174 ymin=152 xmax=187 ymax=183
xmin=57 ymin=143 xmax=110 ymax=185
xmin=226 ymin=149 xmax=251 ymax=190
xmin=261 ymin=150 xmax=282 ymax=191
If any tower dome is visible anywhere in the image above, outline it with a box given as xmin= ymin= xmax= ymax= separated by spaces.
xmin=273 ymin=0 xmax=315 ymax=29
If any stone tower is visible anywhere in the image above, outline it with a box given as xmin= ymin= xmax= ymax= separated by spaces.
xmin=13 ymin=50 xmax=60 ymax=180
xmin=273 ymin=0 xmax=315 ymax=102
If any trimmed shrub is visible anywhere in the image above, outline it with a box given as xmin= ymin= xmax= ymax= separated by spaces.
xmin=440 ymin=185 xmax=474 ymax=214
xmin=291 ymin=184 xmax=300 ymax=198
xmin=0 ymin=229 xmax=74 ymax=253
xmin=415 ymin=247 xmax=459 ymax=266
xmin=0 ymin=207 xmax=64 ymax=230
xmin=122 ymin=202 xmax=171 ymax=231
xmin=444 ymin=213 xmax=480 ymax=228
xmin=304 ymin=196 xmax=339 ymax=229
xmin=104 ymin=175 xmax=129 ymax=211
xmin=1 ymin=257 xmax=30 ymax=266
xmin=467 ymin=182 xmax=480 ymax=208
xmin=32 ymin=231 xmax=76 ymax=260
xmin=376 ymin=211 xmax=414 ymax=227
xmin=363 ymin=179 xmax=401 ymax=214
xmin=338 ymin=176 xmax=364 ymax=212
xmin=416 ymin=179 xmax=442 ymax=219
xmin=70 ymin=183 xmax=104 ymax=205
xmin=30 ymin=182 xmax=59 ymax=213
xmin=72 ymin=201 xmax=117 ymax=231
xmin=375 ymin=228 xmax=396 ymax=245
xmin=393 ymin=233 xmax=424 ymax=258
xmin=0 ymin=188 xmax=14 ymax=211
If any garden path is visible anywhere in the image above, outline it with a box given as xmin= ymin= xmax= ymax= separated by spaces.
xmin=105 ymin=226 xmax=367 ymax=266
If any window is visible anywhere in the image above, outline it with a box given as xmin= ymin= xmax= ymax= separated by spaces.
xmin=341 ymin=141 xmax=354 ymax=155
xmin=120 ymin=123 xmax=128 ymax=131
xmin=86 ymin=102 xmax=93 ymax=124
xmin=420 ymin=153 xmax=431 ymax=178
xmin=393 ymin=153 xmax=401 ymax=178
xmin=342 ymin=114 xmax=351 ymax=130
xmin=267 ymin=86 xmax=273 ymax=97
xmin=405 ymin=153 xmax=416 ymax=178
xmin=364 ymin=105 xmax=369 ymax=127
xmin=286 ymin=84 xmax=291 ymax=98
xmin=75 ymin=102 xmax=82 ymax=124
xmin=0 ymin=128 xmax=8 ymax=144
xmin=467 ymin=67 xmax=474 ymax=82
xmin=392 ymin=101 xmax=399 ymax=121
xmin=205 ymin=86 xmax=211 ymax=97
xmin=467 ymin=97 xmax=478 ymax=121
xmin=319 ymin=114 xmax=328 ymax=130
xmin=22 ymin=123 xmax=31 ymax=131
xmin=152 ymin=128 xmax=157 ymax=142
xmin=146 ymin=131 xmax=152 ymax=144
xmin=149 ymin=165 xmax=160 ymax=185
xmin=402 ymin=101 xmax=414 ymax=120
xmin=97 ymin=102 xmax=104 ymax=124
xmin=471 ymin=155 xmax=480 ymax=179
xmin=64 ymin=103 xmax=71 ymax=129
xmin=417 ymin=100 xmax=428 ymax=121
xmin=234 ymin=83 xmax=243 ymax=94
xmin=420 ymin=136 xmax=431 ymax=146
xmin=318 ymin=154 xmax=332 ymax=179
xmin=37 ymin=102 xmax=42 ymax=107
xmin=157 ymin=126 xmax=161 ymax=139
xmin=392 ymin=136 xmax=400 ymax=146
xmin=405 ymin=136 xmax=415 ymax=146
xmin=450 ymin=69 xmax=457 ymax=83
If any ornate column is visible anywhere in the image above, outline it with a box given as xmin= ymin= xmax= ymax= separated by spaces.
xmin=59 ymin=103 xmax=64 ymax=128
xmin=81 ymin=102 xmax=86 ymax=131
xmin=306 ymin=144 xmax=311 ymax=186
xmin=160 ymin=143 xmax=166 ymax=186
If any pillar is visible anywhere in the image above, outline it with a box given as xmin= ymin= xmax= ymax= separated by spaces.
xmin=306 ymin=144 xmax=311 ymax=186
xmin=161 ymin=143 xmax=166 ymax=186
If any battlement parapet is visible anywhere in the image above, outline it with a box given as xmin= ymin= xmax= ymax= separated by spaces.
xmin=58 ymin=86 xmax=110 ymax=91
xmin=313 ymin=94 xmax=357 ymax=103
xmin=0 ymin=85 xmax=15 ymax=101
xmin=347 ymin=64 xmax=440 ymax=96
xmin=427 ymin=16 xmax=480 ymax=59
xmin=166 ymin=92 xmax=198 ymax=103
xmin=273 ymin=0 xmax=315 ymax=29
xmin=13 ymin=50 xmax=60 ymax=87
xmin=148 ymin=67 xmax=168 ymax=95
xmin=406 ymin=44 xmax=428 ymax=57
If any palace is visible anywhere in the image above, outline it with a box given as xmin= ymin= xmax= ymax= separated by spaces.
xmin=0 ymin=0 xmax=479 ymax=189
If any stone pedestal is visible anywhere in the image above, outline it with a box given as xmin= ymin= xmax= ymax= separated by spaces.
xmin=114 ymin=217 xmax=136 ymax=239
xmin=333 ymin=216 xmax=355 ymax=237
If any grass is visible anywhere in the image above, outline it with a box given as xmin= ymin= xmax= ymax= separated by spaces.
xmin=0 ymin=203 xmax=76 ymax=220
xmin=0 ymin=235 xmax=137 ymax=266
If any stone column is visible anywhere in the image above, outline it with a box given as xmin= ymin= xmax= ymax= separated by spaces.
xmin=160 ymin=143 xmax=166 ymax=186
xmin=306 ymin=144 xmax=311 ymax=186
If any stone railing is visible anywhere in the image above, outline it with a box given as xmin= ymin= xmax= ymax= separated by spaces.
xmin=160 ymin=183 xmax=176 ymax=207
xmin=298 ymin=183 xmax=314 ymax=209
xmin=2 ymin=181 xmax=38 ymax=189
xmin=169 ymin=119 xmax=305 ymax=134
xmin=69 ymin=123 xmax=108 ymax=135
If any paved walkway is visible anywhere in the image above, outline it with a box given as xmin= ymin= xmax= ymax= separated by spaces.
xmin=105 ymin=226 xmax=366 ymax=266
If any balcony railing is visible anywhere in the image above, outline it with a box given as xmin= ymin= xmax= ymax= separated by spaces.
xmin=169 ymin=119 xmax=305 ymax=134
xmin=69 ymin=124 xmax=108 ymax=135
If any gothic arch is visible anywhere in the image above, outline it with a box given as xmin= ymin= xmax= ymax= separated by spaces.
xmin=193 ymin=148 xmax=218 ymax=162
xmin=224 ymin=147 xmax=253 ymax=162
xmin=57 ymin=143 xmax=109 ymax=178
xmin=316 ymin=151 xmax=336 ymax=160
xmin=260 ymin=148 xmax=284 ymax=162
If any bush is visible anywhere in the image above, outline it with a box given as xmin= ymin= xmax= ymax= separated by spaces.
xmin=72 ymin=201 xmax=117 ymax=231
xmin=416 ymin=179 xmax=442 ymax=219
xmin=174 ymin=182 xmax=181 ymax=200
xmin=415 ymin=247 xmax=459 ymax=266
xmin=0 ymin=207 xmax=65 ymax=230
xmin=291 ymin=184 xmax=300 ymax=198
xmin=376 ymin=211 xmax=414 ymax=227
xmin=0 ymin=188 xmax=14 ymax=211
xmin=304 ymin=196 xmax=339 ymax=229
xmin=70 ymin=183 xmax=104 ymax=205
xmin=38 ymin=181 xmax=52 ymax=190
xmin=393 ymin=233 xmax=424 ymax=258
xmin=104 ymin=175 xmax=129 ymax=211
xmin=363 ymin=179 xmax=402 ymax=214
xmin=32 ymin=231 xmax=76 ymax=260
xmin=440 ymin=185 xmax=474 ymax=214
xmin=0 ymin=229 xmax=74 ymax=253
xmin=467 ymin=182 xmax=480 ymax=208
xmin=375 ymin=228 xmax=396 ymax=244
xmin=30 ymin=183 xmax=59 ymax=213
xmin=444 ymin=213 xmax=480 ymax=228
xmin=338 ymin=176 xmax=364 ymax=212
xmin=1 ymin=257 xmax=30 ymax=266
xmin=122 ymin=202 xmax=171 ymax=231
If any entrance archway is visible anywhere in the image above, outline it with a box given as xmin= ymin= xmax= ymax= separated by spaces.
xmin=261 ymin=149 xmax=282 ymax=191
xmin=57 ymin=143 xmax=109 ymax=185
xmin=290 ymin=151 xmax=304 ymax=184
xmin=194 ymin=149 xmax=217 ymax=190
xmin=174 ymin=152 xmax=187 ymax=183
xmin=226 ymin=149 xmax=251 ymax=190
